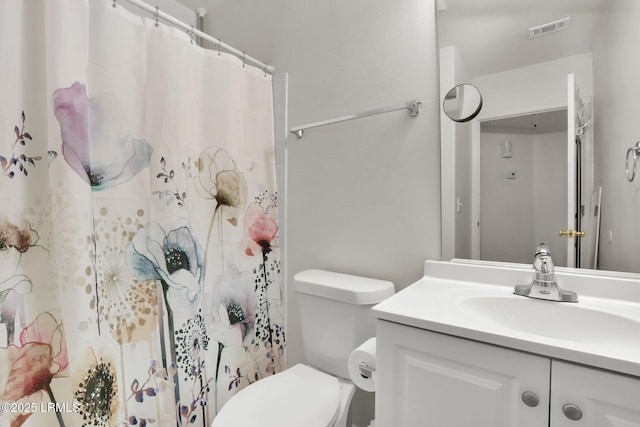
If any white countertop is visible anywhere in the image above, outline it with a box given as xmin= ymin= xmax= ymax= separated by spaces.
xmin=373 ymin=260 xmax=640 ymax=377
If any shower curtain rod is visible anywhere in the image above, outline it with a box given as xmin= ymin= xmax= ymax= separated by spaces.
xmin=290 ymin=99 xmax=422 ymax=139
xmin=116 ymin=0 xmax=274 ymax=74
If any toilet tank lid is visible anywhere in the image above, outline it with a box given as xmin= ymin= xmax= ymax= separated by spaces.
xmin=293 ymin=270 xmax=395 ymax=305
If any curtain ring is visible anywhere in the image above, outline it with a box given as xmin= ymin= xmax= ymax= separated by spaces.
xmin=216 ymin=40 xmax=222 ymax=56
xmin=241 ymin=52 xmax=246 ymax=68
xmin=112 ymin=0 xmax=117 ymax=8
xmin=154 ymin=6 xmax=159 ymax=27
xmin=626 ymin=146 xmax=637 ymax=182
xmin=187 ymin=26 xmax=195 ymax=44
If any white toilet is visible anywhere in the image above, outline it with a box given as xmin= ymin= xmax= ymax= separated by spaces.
xmin=212 ymin=269 xmax=394 ymax=427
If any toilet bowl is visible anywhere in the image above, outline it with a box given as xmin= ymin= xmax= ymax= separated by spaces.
xmin=211 ymin=270 xmax=394 ymax=427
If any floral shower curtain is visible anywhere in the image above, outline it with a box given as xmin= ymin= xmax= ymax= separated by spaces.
xmin=0 ymin=1 xmax=285 ymax=426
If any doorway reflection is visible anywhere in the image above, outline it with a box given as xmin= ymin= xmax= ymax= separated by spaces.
xmin=479 ymin=109 xmax=569 ymax=266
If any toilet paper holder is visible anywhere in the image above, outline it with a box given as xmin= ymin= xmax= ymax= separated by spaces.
xmin=358 ymin=362 xmax=374 ymax=379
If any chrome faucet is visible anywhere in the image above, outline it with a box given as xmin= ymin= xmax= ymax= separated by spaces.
xmin=514 ymin=242 xmax=578 ymax=302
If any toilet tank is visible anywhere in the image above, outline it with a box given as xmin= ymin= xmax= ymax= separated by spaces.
xmin=293 ymin=270 xmax=395 ymax=379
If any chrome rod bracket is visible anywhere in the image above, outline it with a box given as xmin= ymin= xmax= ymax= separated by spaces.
xmin=407 ymin=100 xmax=422 ymax=117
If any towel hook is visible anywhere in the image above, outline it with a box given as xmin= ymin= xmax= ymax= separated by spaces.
xmin=625 ymin=141 xmax=640 ymax=182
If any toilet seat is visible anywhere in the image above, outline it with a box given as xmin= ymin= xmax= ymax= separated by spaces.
xmin=212 ymin=364 xmax=340 ymax=427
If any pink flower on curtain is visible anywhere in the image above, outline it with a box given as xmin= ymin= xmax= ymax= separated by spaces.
xmin=244 ymin=203 xmax=278 ymax=257
xmin=52 ymin=82 xmax=153 ymax=191
xmin=0 ymin=311 xmax=68 ymax=427
xmin=242 ymin=200 xmax=279 ymax=375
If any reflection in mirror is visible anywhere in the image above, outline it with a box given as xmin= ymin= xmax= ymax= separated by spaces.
xmin=480 ymin=109 xmax=569 ymax=267
xmin=443 ymin=84 xmax=483 ymax=122
xmin=438 ymin=0 xmax=640 ymax=274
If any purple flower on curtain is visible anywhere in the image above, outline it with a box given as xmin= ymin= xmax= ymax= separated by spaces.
xmin=0 ymin=110 xmax=42 ymax=178
xmin=195 ymin=147 xmax=247 ymax=224
xmin=206 ymin=266 xmax=257 ymax=412
xmin=52 ymin=82 xmax=153 ymax=191
xmin=0 ymin=311 xmax=68 ymax=427
xmin=208 ymin=266 xmax=257 ymax=347
xmin=126 ymin=220 xmax=204 ymax=303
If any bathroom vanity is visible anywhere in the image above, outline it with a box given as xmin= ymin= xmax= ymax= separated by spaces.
xmin=373 ymin=260 xmax=640 ymax=427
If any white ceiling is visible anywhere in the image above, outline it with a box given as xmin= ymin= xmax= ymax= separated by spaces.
xmin=173 ymin=0 xmax=607 ymax=81
xmin=438 ymin=0 xmax=606 ymax=78
xmin=482 ymin=109 xmax=567 ymax=134
xmin=174 ymin=0 xmax=225 ymax=15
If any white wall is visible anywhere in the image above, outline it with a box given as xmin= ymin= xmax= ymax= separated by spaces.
xmin=454 ymin=99 xmax=473 ymax=259
xmin=472 ymin=53 xmax=593 ymax=121
xmin=480 ymin=130 xmax=567 ymax=265
xmin=439 ymin=46 xmax=472 ymax=260
xmin=480 ymin=131 xmax=535 ymax=263
xmin=440 ymin=47 xmax=457 ymax=260
xmin=207 ymin=1 xmax=442 ymax=425
xmin=533 ymin=131 xmax=568 ymax=266
xmin=592 ymin=0 xmax=640 ymax=273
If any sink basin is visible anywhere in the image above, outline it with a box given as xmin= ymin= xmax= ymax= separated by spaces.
xmin=458 ymin=295 xmax=640 ymax=344
xmin=373 ymin=260 xmax=640 ymax=377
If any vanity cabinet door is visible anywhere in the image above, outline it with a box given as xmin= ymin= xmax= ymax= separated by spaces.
xmin=551 ymin=361 xmax=640 ymax=427
xmin=376 ymin=320 xmax=550 ymax=427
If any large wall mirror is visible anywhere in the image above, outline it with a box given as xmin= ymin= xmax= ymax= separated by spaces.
xmin=438 ymin=0 xmax=640 ymax=274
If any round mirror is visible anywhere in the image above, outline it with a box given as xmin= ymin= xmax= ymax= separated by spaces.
xmin=443 ymin=84 xmax=483 ymax=122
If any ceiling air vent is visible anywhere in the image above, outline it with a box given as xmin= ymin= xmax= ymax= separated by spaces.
xmin=529 ymin=17 xmax=571 ymax=38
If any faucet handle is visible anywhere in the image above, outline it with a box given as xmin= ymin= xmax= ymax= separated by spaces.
xmin=535 ymin=242 xmax=551 ymax=255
